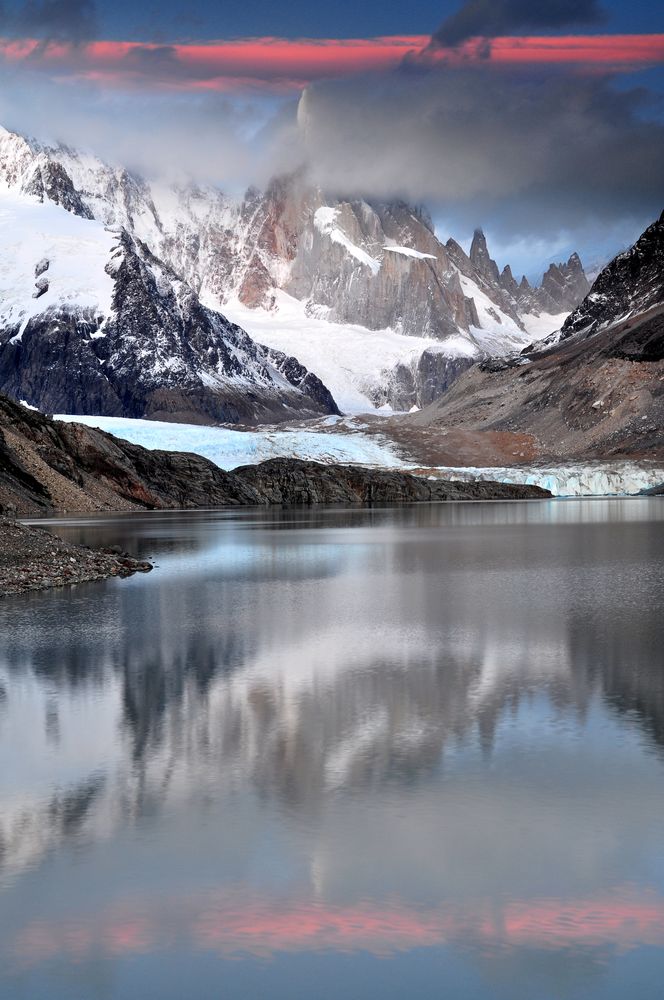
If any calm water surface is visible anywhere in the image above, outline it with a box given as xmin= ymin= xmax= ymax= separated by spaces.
xmin=1 ymin=499 xmax=664 ymax=999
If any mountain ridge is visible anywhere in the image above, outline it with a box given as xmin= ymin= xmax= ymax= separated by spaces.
xmin=0 ymin=124 xmax=591 ymax=414
xmin=389 ymin=211 xmax=664 ymax=464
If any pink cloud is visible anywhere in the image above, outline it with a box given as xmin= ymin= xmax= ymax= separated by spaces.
xmin=0 ymin=34 xmax=662 ymax=92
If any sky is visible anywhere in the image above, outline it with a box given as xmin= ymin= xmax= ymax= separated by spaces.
xmin=0 ymin=0 xmax=663 ymax=275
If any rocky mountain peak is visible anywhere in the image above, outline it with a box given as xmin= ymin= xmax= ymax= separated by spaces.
xmin=559 ymin=210 xmax=664 ymax=342
xmin=470 ymin=228 xmax=500 ymax=285
xmin=499 ymin=264 xmax=519 ymax=298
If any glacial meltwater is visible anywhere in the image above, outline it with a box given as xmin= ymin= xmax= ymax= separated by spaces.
xmin=1 ymin=499 xmax=664 ymax=1000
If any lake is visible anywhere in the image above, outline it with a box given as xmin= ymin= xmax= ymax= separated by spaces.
xmin=1 ymin=499 xmax=664 ymax=999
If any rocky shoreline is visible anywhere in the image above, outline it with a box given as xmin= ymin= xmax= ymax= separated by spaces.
xmin=0 ymin=518 xmax=152 ymax=597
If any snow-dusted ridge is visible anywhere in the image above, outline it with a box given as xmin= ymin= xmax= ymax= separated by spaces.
xmin=0 ymin=186 xmax=340 ymax=423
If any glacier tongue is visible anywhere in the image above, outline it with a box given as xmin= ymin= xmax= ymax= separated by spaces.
xmin=439 ymin=463 xmax=664 ymax=497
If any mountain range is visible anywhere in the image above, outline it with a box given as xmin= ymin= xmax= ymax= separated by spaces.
xmin=395 ymin=212 xmax=664 ymax=465
xmin=0 ymin=124 xmax=590 ymax=420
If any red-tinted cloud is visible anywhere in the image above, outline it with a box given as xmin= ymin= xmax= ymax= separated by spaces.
xmin=0 ymin=34 xmax=663 ymax=91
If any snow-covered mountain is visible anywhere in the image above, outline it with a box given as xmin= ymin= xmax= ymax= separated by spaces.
xmin=0 ymin=182 xmax=338 ymax=423
xmin=0 ymin=124 xmax=590 ymax=415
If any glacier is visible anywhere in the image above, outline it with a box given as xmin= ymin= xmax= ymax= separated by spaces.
xmin=52 ymin=410 xmax=664 ymax=496
xmin=437 ymin=463 xmax=664 ymax=498
xmin=54 ymin=414 xmax=408 ymax=470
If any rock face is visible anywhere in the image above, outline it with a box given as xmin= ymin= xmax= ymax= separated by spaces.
xmin=557 ymin=211 xmax=664 ymax=344
xmin=287 ymin=199 xmax=466 ymax=339
xmin=0 ymin=202 xmax=339 ymax=424
xmin=397 ymin=213 xmax=664 ymax=464
xmin=538 ymin=254 xmax=590 ymax=313
xmin=374 ymin=350 xmax=476 ymax=411
xmin=0 ymin=393 xmax=549 ymax=515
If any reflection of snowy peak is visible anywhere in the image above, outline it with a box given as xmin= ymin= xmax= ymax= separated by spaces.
xmin=0 ymin=125 xmax=590 ymax=413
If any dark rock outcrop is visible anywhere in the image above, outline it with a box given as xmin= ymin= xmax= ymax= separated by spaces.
xmin=559 ymin=212 xmax=664 ymax=342
xmin=23 ymin=159 xmax=93 ymax=219
xmin=235 ymin=458 xmax=550 ymax=505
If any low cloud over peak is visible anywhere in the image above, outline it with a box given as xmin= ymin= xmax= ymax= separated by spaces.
xmin=297 ymin=64 xmax=664 ymax=243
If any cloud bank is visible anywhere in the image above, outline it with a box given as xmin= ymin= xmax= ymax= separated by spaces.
xmin=434 ymin=0 xmax=606 ymax=48
xmin=0 ymin=0 xmax=661 ymax=252
xmin=297 ymin=64 xmax=664 ymax=242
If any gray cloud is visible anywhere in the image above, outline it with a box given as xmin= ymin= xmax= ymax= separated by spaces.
xmin=434 ymin=0 xmax=606 ymax=48
xmin=10 ymin=0 xmax=97 ymax=43
xmin=297 ymin=66 xmax=664 ymax=244
xmin=0 ymin=64 xmax=298 ymax=191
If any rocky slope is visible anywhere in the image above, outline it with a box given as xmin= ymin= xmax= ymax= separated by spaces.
xmin=0 ymin=125 xmax=590 ymax=412
xmin=0 ymin=518 xmax=153 ymax=597
xmin=388 ymin=213 xmax=664 ymax=465
xmin=555 ymin=211 xmax=664 ymax=344
xmin=0 ymin=394 xmax=548 ymax=516
xmin=0 ymin=189 xmax=338 ymax=424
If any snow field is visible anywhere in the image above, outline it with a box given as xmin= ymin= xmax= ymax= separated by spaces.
xmin=0 ymin=189 xmax=116 ymax=338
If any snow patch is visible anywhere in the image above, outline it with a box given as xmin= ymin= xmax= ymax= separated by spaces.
xmin=0 ymin=188 xmax=116 ymax=335
xmin=383 ymin=245 xmax=437 ymax=261
xmin=222 ymin=289 xmax=443 ymax=415
xmin=314 ymin=207 xmax=381 ymax=275
xmin=520 ymin=311 xmax=570 ymax=341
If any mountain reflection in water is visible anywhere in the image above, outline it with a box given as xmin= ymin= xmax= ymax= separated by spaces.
xmin=1 ymin=500 xmax=664 ymax=1000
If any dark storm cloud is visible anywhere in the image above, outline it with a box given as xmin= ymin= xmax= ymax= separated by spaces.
xmin=434 ymin=0 xmax=606 ymax=48
xmin=11 ymin=0 xmax=97 ymax=43
xmin=297 ymin=66 xmax=664 ymax=240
